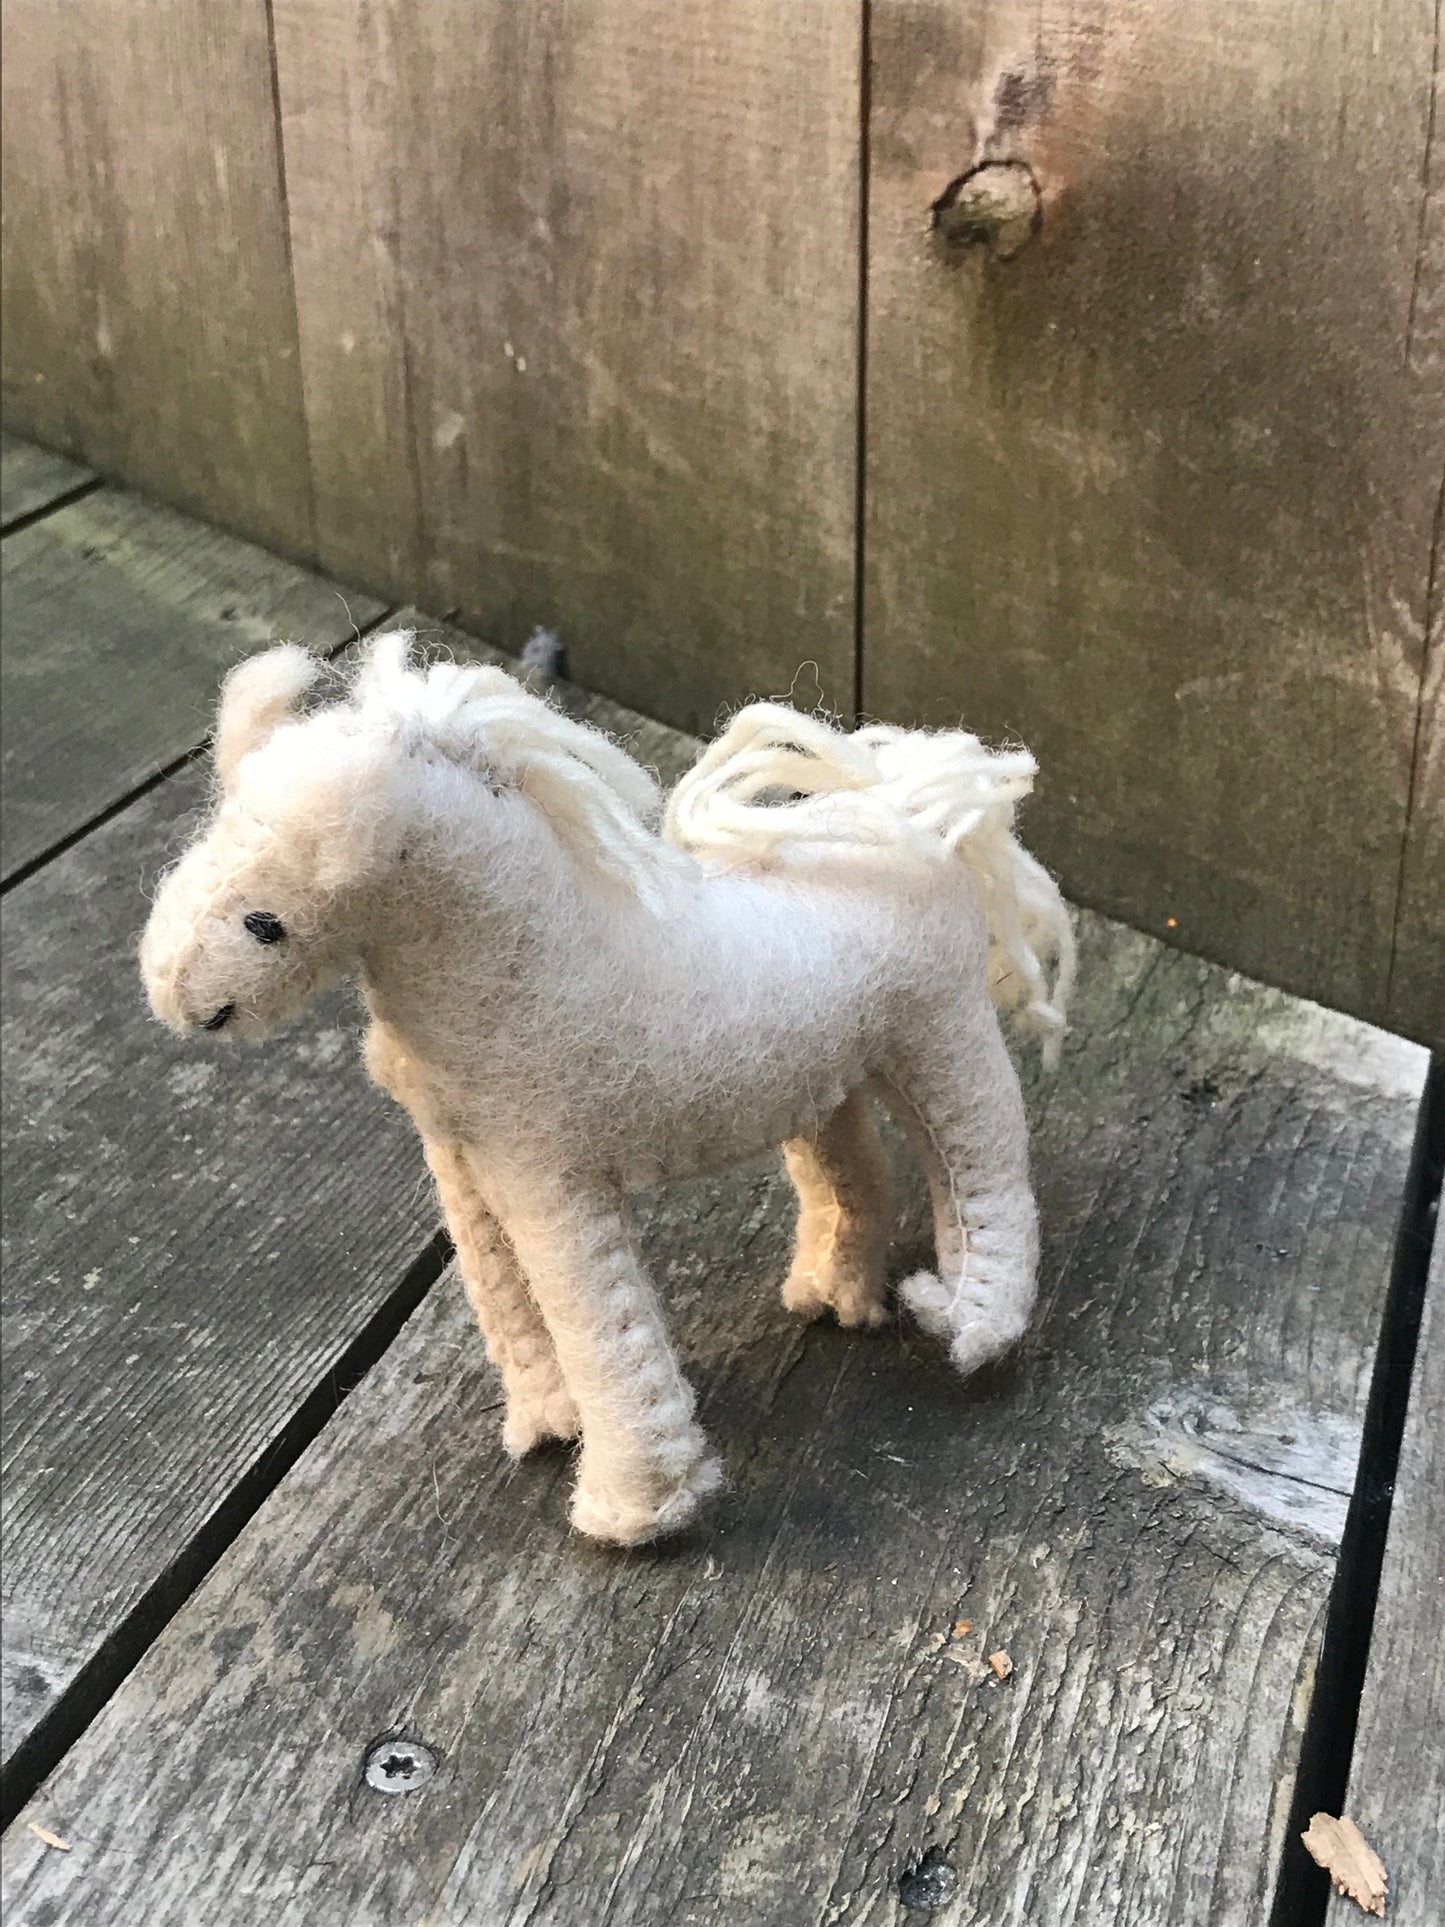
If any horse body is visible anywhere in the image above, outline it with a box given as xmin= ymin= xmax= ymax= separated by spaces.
xmin=359 ymin=800 xmax=977 ymax=1189
xmin=140 ymin=635 xmax=1072 ymax=1545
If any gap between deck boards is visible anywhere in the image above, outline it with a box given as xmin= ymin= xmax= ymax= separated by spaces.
xmin=0 ymin=475 xmax=104 ymax=542
xmin=1271 ymin=1056 xmax=1445 ymax=1927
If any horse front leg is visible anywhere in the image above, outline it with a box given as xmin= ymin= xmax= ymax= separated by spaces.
xmin=423 ymin=1141 xmax=581 ymax=1457
xmin=490 ymin=1173 xmax=723 ymax=1545
xmin=366 ymin=1023 xmax=578 ymax=1455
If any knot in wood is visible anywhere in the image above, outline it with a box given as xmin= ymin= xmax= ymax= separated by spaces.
xmin=898 ymin=1846 xmax=959 ymax=1909
xmin=931 ymin=160 xmax=1041 ymax=260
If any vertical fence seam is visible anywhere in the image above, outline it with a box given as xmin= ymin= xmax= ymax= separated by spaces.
xmin=261 ymin=0 xmax=321 ymax=569
xmin=852 ymin=0 xmax=873 ymax=726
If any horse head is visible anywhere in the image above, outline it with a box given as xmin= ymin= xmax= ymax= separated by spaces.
xmin=140 ymin=643 xmax=397 ymax=1038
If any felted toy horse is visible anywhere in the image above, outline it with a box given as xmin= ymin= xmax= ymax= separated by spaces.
xmin=140 ymin=635 xmax=1075 ymax=1545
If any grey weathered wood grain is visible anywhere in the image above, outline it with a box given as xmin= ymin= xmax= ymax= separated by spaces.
xmin=1325 ymin=1229 xmax=1445 ymax=1925
xmin=1385 ymin=42 xmax=1443 ymax=1046
xmin=0 ymin=487 xmax=383 ymax=879
xmin=1392 ymin=599 xmax=1443 ymax=1043
xmin=0 ymin=434 xmax=94 ymax=531
xmin=0 ymin=0 xmax=312 ymax=554
xmin=1388 ymin=439 xmax=1443 ymax=1041
xmin=270 ymin=0 xmax=860 ymax=735
xmin=2 ymin=791 xmax=1425 ymax=1923
xmin=0 ymin=764 xmax=437 ymax=1774
xmin=865 ymin=0 xmax=1444 ymax=1045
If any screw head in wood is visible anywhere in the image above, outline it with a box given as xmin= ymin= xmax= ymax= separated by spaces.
xmin=364 ymin=1737 xmax=437 ymax=1794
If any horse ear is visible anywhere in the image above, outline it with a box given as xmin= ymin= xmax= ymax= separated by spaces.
xmin=215 ymin=645 xmax=322 ymax=789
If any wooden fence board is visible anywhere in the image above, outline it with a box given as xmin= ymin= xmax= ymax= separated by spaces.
xmin=864 ymin=0 xmax=1443 ymax=1045
xmin=1391 ymin=618 xmax=1443 ymax=1041
xmin=0 ymin=766 xmax=437 ymax=1779
xmin=1386 ymin=102 xmax=1443 ymax=1040
xmin=2 ymin=661 xmax=1425 ymax=1923
xmin=0 ymin=0 xmax=313 ymax=554
xmin=271 ymin=0 xmax=861 ymax=736
xmin=1324 ymin=1229 xmax=1444 ymax=1925
xmin=0 ymin=434 xmax=94 ymax=532
xmin=0 ymin=487 xmax=383 ymax=880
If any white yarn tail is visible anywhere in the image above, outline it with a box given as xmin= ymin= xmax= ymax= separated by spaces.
xmin=666 ymin=704 xmax=1076 ymax=1064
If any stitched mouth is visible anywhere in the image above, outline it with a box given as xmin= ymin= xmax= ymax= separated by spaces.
xmin=201 ymin=1003 xmax=235 ymax=1032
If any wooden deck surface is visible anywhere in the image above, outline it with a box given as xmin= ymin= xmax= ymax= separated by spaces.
xmin=0 ymin=436 xmax=1439 ymax=1925
xmin=1325 ymin=1216 xmax=1445 ymax=1925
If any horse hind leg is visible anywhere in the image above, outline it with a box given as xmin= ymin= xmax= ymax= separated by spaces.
xmin=879 ymin=1002 xmax=1039 ymax=1376
xmin=781 ymin=1088 xmax=891 ymax=1330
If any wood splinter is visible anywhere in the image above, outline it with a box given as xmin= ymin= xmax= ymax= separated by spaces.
xmin=1300 ymin=1813 xmax=1387 ymax=1917
xmin=26 ymin=1823 xmax=71 ymax=1852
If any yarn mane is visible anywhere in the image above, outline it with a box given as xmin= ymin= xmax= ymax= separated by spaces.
xmin=299 ymin=640 xmax=1072 ymax=1057
xmin=665 ymin=703 xmax=1076 ymax=1062
xmin=347 ymin=632 xmax=685 ymax=897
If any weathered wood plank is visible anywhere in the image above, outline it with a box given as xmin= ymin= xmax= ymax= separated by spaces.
xmin=865 ymin=0 xmax=1443 ymax=1042
xmin=2 ymin=651 xmax=1424 ymax=1923
xmin=1325 ymin=1227 xmax=1445 ymax=1925
xmin=1388 ymin=405 xmax=1443 ymax=1041
xmin=271 ymin=0 xmax=860 ymax=735
xmin=0 ymin=766 xmax=438 ymax=1782
xmin=0 ymin=433 xmax=94 ymax=532
xmin=1385 ymin=45 xmax=1443 ymax=1045
xmin=1391 ymin=617 xmax=1443 ymax=1044
xmin=0 ymin=0 xmax=313 ymax=554
xmin=0 ymin=487 xmax=384 ymax=880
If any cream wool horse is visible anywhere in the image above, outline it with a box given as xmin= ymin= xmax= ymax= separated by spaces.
xmin=140 ymin=635 xmax=1074 ymax=1545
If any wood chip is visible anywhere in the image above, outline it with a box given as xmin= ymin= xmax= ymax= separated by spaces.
xmin=26 ymin=1822 xmax=70 ymax=1852
xmin=1300 ymin=1814 xmax=1387 ymax=1917
xmin=942 ymin=1646 xmax=992 ymax=1683
xmin=988 ymin=1649 xmax=1013 ymax=1680
xmin=951 ymin=1619 xmax=973 ymax=1638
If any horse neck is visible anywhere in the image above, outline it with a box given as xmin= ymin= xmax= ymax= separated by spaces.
xmin=355 ymin=777 xmax=663 ymax=1022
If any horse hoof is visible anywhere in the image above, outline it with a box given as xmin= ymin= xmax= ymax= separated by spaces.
xmin=569 ymin=1455 xmax=724 ymax=1546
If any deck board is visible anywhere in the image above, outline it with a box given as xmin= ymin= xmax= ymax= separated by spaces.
xmin=1325 ymin=1227 xmax=1445 ymax=1925
xmin=0 ymin=633 xmax=1425 ymax=1925
xmin=0 ymin=486 xmax=384 ymax=880
xmin=0 ymin=434 xmax=94 ymax=531
xmin=0 ymin=766 xmax=442 ymax=1786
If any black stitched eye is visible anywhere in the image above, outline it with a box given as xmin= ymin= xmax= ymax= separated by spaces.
xmin=244 ymin=911 xmax=286 ymax=945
